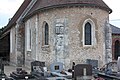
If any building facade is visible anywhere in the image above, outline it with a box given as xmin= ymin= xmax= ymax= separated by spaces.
xmin=111 ymin=24 xmax=120 ymax=61
xmin=1 ymin=0 xmax=112 ymax=69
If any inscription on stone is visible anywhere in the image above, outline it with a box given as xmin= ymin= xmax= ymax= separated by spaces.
xmin=55 ymin=21 xmax=65 ymax=63
xmin=50 ymin=62 xmax=63 ymax=73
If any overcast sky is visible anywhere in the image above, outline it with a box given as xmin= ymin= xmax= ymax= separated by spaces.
xmin=103 ymin=0 xmax=120 ymax=27
xmin=0 ymin=0 xmax=24 ymax=28
xmin=0 ymin=0 xmax=120 ymax=28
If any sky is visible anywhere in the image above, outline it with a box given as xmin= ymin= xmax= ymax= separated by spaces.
xmin=0 ymin=0 xmax=24 ymax=28
xmin=103 ymin=0 xmax=120 ymax=27
xmin=0 ymin=0 xmax=120 ymax=28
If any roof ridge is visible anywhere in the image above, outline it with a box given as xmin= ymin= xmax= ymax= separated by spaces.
xmin=110 ymin=24 xmax=120 ymax=34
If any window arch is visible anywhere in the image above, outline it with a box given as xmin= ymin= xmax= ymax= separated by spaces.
xmin=83 ymin=18 xmax=96 ymax=46
xmin=45 ymin=23 xmax=49 ymax=45
xmin=42 ymin=21 xmax=49 ymax=46
xmin=85 ymin=22 xmax=92 ymax=45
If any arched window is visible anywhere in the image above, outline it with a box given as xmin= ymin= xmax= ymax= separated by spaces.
xmin=85 ymin=22 xmax=92 ymax=45
xmin=45 ymin=23 xmax=49 ymax=45
xmin=83 ymin=18 xmax=96 ymax=46
xmin=42 ymin=21 xmax=49 ymax=46
xmin=114 ymin=40 xmax=120 ymax=60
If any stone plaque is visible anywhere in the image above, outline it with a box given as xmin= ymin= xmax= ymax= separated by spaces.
xmin=50 ymin=62 xmax=63 ymax=73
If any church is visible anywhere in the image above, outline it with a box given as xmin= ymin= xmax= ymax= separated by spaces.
xmin=1 ymin=0 xmax=113 ymax=69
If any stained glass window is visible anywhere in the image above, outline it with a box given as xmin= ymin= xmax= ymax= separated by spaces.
xmin=45 ymin=23 xmax=49 ymax=45
xmin=85 ymin=22 xmax=92 ymax=45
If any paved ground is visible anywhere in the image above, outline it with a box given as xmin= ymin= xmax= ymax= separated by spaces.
xmin=4 ymin=66 xmax=31 ymax=76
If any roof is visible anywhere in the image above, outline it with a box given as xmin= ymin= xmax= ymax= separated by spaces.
xmin=24 ymin=0 xmax=112 ymax=20
xmin=4 ymin=0 xmax=112 ymax=33
xmin=3 ymin=0 xmax=31 ymax=33
xmin=110 ymin=24 xmax=120 ymax=34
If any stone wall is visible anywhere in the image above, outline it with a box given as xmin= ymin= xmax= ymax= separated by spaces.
xmin=10 ymin=24 xmax=25 ymax=66
xmin=25 ymin=7 xmax=111 ymax=69
xmin=10 ymin=27 xmax=17 ymax=65
xmin=105 ymin=22 xmax=112 ymax=63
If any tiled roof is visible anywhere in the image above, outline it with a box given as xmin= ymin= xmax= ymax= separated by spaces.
xmin=24 ymin=0 xmax=112 ymax=20
xmin=4 ymin=0 xmax=112 ymax=33
xmin=110 ymin=24 xmax=120 ymax=34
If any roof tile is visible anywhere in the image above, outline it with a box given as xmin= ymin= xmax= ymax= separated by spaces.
xmin=24 ymin=0 xmax=112 ymax=19
xmin=5 ymin=0 xmax=112 ymax=32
